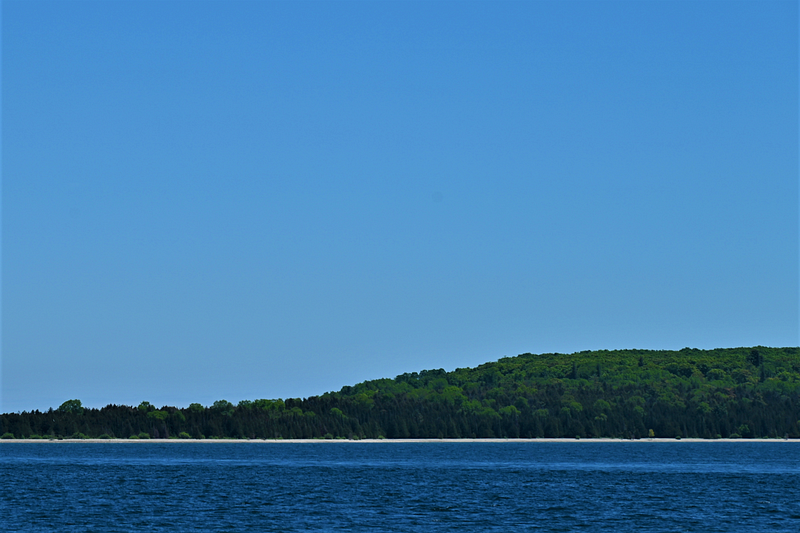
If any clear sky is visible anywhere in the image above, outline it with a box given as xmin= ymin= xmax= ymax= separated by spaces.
xmin=2 ymin=1 xmax=797 ymax=413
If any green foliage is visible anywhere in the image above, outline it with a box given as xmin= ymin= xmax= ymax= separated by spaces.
xmin=98 ymin=434 xmax=112 ymax=439
xmin=706 ymin=369 xmax=727 ymax=381
xmin=178 ymin=432 xmax=191 ymax=439
xmin=746 ymin=349 xmax=763 ymax=367
xmin=3 ymin=346 xmax=799 ymax=440
xmin=593 ymin=399 xmax=611 ymax=412
xmin=2 ymin=432 xmax=14 ymax=439
xmin=58 ymin=399 xmax=84 ymax=415
xmin=211 ymin=400 xmax=235 ymax=417
xmin=147 ymin=410 xmax=169 ymax=422
xmin=252 ymin=399 xmax=273 ymax=411
xmin=499 ymin=405 xmax=520 ymax=417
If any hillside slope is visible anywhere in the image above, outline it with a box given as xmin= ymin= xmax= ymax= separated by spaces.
xmin=3 ymin=347 xmax=799 ymax=439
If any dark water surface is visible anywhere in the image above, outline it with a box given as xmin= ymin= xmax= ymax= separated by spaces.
xmin=2 ymin=442 xmax=799 ymax=531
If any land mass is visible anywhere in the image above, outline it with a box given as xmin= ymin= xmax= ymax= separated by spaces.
xmin=3 ymin=346 xmax=799 ymax=440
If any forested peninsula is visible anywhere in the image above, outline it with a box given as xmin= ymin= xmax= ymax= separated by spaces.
xmin=3 ymin=347 xmax=799 ymax=440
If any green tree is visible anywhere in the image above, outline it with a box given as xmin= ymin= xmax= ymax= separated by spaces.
xmin=3 ymin=346 xmax=800 ymax=440
xmin=58 ymin=399 xmax=84 ymax=414
xmin=499 ymin=405 xmax=520 ymax=417
xmin=747 ymin=349 xmax=763 ymax=367
xmin=212 ymin=400 xmax=235 ymax=417
xmin=147 ymin=410 xmax=169 ymax=438
xmin=147 ymin=410 xmax=168 ymax=423
xmin=593 ymin=399 xmax=611 ymax=412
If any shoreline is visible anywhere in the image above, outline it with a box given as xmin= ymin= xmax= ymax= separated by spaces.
xmin=1 ymin=437 xmax=796 ymax=443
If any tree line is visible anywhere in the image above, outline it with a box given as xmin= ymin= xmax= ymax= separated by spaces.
xmin=2 ymin=346 xmax=799 ymax=440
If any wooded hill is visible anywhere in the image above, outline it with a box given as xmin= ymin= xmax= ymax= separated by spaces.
xmin=3 ymin=346 xmax=799 ymax=440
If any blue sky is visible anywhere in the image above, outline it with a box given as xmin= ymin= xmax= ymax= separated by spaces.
xmin=2 ymin=1 xmax=797 ymax=413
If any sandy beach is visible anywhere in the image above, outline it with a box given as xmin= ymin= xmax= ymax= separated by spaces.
xmin=2 ymin=437 xmax=796 ymax=444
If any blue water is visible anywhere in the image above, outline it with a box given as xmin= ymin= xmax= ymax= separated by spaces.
xmin=2 ymin=442 xmax=799 ymax=532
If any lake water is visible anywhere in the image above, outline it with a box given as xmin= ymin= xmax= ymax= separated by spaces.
xmin=2 ymin=442 xmax=799 ymax=532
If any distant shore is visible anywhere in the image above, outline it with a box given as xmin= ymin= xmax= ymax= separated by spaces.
xmin=2 ymin=437 xmax=796 ymax=443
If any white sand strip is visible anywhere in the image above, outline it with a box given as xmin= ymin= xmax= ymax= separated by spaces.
xmin=1 ymin=437 xmax=796 ymax=443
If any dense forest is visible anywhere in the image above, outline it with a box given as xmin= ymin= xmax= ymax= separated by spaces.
xmin=3 ymin=347 xmax=799 ymax=440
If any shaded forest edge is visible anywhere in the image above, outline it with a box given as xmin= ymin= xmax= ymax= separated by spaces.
xmin=3 ymin=347 xmax=800 ymax=440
